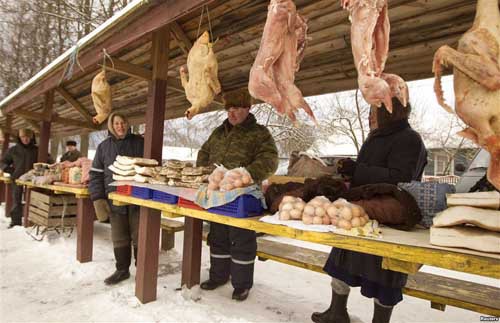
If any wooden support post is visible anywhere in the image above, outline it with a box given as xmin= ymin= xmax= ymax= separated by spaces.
xmin=80 ymin=133 xmax=89 ymax=157
xmin=38 ymin=90 xmax=54 ymax=163
xmin=135 ymin=26 xmax=170 ymax=304
xmin=161 ymin=229 xmax=175 ymax=251
xmin=181 ymin=217 xmax=203 ymax=288
xmin=4 ymin=184 xmax=12 ymax=217
xmin=0 ymin=129 xmax=9 ymax=204
xmin=50 ymin=136 xmax=61 ymax=162
xmin=22 ymin=187 xmax=31 ymax=227
xmin=77 ymin=198 xmax=95 ymax=262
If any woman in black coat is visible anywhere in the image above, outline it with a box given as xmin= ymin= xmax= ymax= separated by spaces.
xmin=89 ymin=112 xmax=144 ymax=285
xmin=312 ymin=98 xmax=427 ymax=323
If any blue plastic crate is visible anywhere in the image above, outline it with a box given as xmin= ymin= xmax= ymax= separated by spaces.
xmin=131 ymin=186 xmax=152 ymax=199
xmin=151 ymin=190 xmax=179 ymax=205
xmin=208 ymin=195 xmax=264 ymax=218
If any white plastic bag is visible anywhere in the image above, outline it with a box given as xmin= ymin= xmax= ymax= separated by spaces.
xmin=207 ymin=164 xmax=228 ymax=191
xmin=219 ymin=167 xmax=253 ymax=191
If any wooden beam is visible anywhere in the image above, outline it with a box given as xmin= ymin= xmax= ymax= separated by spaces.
xmin=24 ymin=119 xmax=41 ymax=133
xmin=100 ymin=58 xmax=152 ymax=81
xmin=13 ymin=110 xmax=100 ymax=130
xmin=38 ymin=90 xmax=54 ymax=163
xmin=3 ymin=0 xmax=216 ymax=114
xmin=136 ymin=25 xmax=170 ymax=305
xmin=55 ymin=87 xmax=94 ymax=124
xmin=170 ymin=21 xmax=192 ymax=55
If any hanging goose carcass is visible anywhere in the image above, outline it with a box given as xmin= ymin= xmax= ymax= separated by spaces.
xmin=180 ymin=31 xmax=222 ymax=119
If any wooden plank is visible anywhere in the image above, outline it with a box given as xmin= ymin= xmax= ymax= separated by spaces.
xmin=77 ymin=198 xmax=95 ymax=263
xmin=101 ymin=58 xmax=152 ymax=81
xmin=170 ymin=21 xmax=192 ymax=55
xmin=55 ymin=87 xmax=94 ymax=124
xmin=29 ymin=198 xmax=50 ymax=212
xmin=382 ymin=257 xmax=422 ymax=274
xmin=160 ymin=218 xmax=184 ymax=232
xmin=47 ymin=205 xmax=78 ymax=217
xmin=404 ymin=273 xmax=500 ymax=316
xmin=107 ymin=192 xmax=500 ymax=279
xmin=13 ymin=110 xmax=99 ymax=131
xmin=29 ymin=211 xmax=76 ymax=227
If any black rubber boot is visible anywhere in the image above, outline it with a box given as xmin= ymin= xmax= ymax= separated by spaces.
xmin=232 ymin=288 xmax=250 ymax=301
xmin=311 ymin=290 xmax=350 ymax=323
xmin=104 ymin=270 xmax=130 ymax=285
xmin=133 ymin=246 xmax=138 ymax=267
xmin=372 ymin=302 xmax=393 ymax=323
xmin=104 ymin=246 xmax=131 ymax=285
xmin=200 ymin=279 xmax=228 ymax=291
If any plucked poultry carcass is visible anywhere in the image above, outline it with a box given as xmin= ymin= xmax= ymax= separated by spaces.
xmin=342 ymin=0 xmax=409 ymax=112
xmin=91 ymin=70 xmax=112 ymax=124
xmin=433 ymin=0 xmax=500 ymax=190
xmin=248 ymin=0 xmax=316 ymax=124
xmin=180 ymin=31 xmax=222 ymax=119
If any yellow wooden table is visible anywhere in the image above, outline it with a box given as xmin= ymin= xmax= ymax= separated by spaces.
xmin=108 ymin=192 xmax=500 ymax=304
xmin=16 ymin=180 xmax=95 ymax=263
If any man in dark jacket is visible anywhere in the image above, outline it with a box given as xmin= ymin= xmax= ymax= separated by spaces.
xmin=197 ymin=88 xmax=279 ymax=301
xmin=60 ymin=140 xmax=81 ymax=162
xmin=311 ymin=98 xmax=427 ymax=323
xmin=89 ymin=112 xmax=144 ymax=285
xmin=0 ymin=128 xmax=38 ymax=228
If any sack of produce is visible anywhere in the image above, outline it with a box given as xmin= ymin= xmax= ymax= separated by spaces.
xmin=287 ymin=152 xmax=336 ymax=178
xmin=278 ymin=196 xmax=306 ymax=221
xmin=207 ymin=165 xmax=228 ymax=191
xmin=68 ymin=167 xmax=82 ymax=184
xmin=219 ymin=167 xmax=253 ymax=191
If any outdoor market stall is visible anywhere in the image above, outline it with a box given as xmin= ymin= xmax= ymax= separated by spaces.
xmin=0 ymin=0 xmax=497 ymax=317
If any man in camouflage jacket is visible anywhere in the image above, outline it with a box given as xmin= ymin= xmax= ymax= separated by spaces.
xmin=196 ymin=88 xmax=278 ymax=301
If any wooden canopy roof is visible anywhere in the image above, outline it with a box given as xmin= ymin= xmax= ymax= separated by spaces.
xmin=0 ymin=0 xmax=475 ymax=137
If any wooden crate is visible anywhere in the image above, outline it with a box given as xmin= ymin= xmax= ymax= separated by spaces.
xmin=28 ymin=190 xmax=77 ymax=227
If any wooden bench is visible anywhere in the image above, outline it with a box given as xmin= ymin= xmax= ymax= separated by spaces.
xmin=160 ymin=218 xmax=184 ymax=251
xmin=256 ymin=238 xmax=500 ymax=316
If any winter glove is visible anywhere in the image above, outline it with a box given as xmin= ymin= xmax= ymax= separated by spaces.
xmin=93 ymin=199 xmax=111 ymax=222
xmin=337 ymin=158 xmax=357 ymax=177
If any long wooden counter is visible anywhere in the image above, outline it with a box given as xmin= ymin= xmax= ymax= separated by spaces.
xmin=16 ymin=180 xmax=95 ymax=263
xmin=108 ymin=192 xmax=500 ymax=305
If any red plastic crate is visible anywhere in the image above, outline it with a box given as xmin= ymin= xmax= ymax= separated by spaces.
xmin=116 ymin=185 xmax=132 ymax=195
xmin=178 ymin=197 xmax=204 ymax=211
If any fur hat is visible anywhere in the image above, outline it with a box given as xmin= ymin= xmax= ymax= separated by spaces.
xmin=66 ymin=140 xmax=77 ymax=146
xmin=223 ymin=88 xmax=253 ymax=110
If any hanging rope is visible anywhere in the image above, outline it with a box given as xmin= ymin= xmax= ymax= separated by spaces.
xmin=196 ymin=5 xmax=214 ymax=42
xmin=102 ymin=48 xmax=115 ymax=71
xmin=59 ymin=43 xmax=85 ymax=84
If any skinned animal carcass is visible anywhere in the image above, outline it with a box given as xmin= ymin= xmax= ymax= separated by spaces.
xmin=248 ymin=0 xmax=316 ymax=125
xmin=433 ymin=0 xmax=500 ymax=189
xmin=181 ymin=31 xmax=222 ymax=120
xmin=342 ymin=0 xmax=409 ymax=113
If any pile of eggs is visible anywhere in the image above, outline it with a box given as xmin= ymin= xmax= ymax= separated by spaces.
xmin=277 ymin=196 xmax=369 ymax=229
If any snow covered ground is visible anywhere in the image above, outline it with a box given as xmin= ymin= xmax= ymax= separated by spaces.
xmin=0 ymin=204 xmax=489 ymax=323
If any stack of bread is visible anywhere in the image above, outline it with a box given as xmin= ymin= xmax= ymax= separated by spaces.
xmin=430 ymin=191 xmax=500 ymax=253
xmin=159 ymin=160 xmax=213 ymax=189
xmin=109 ymin=155 xmax=159 ymax=183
